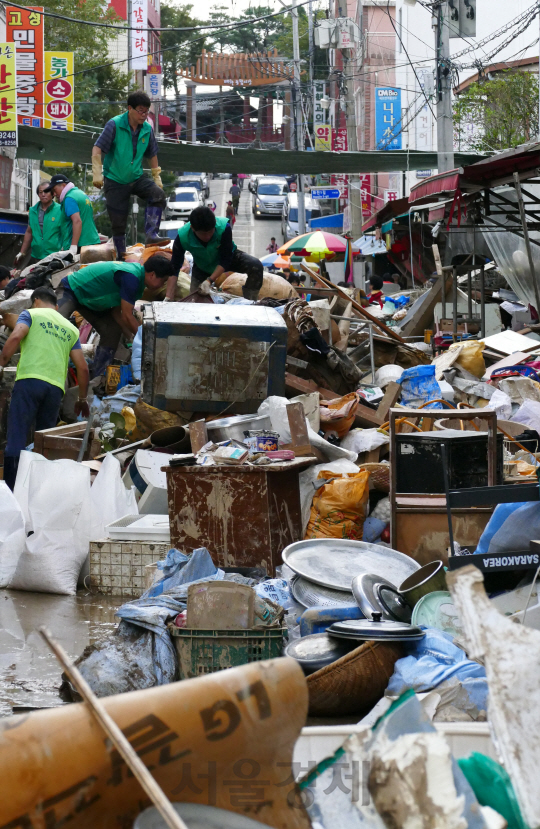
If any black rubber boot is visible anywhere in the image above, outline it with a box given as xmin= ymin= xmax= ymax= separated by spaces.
xmin=144 ymin=206 xmax=169 ymax=247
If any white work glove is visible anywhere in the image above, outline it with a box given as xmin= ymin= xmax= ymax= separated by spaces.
xmin=197 ymin=279 xmax=212 ymax=296
xmin=69 ymin=245 xmax=78 ymax=257
xmin=92 ymin=155 xmax=103 ymax=189
xmin=163 ymin=296 xmax=172 ymax=302
xmin=151 ymin=166 xmax=163 ymax=189
xmin=14 ymin=252 xmax=25 ymax=267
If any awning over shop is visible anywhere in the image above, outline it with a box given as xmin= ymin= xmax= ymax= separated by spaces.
xmin=409 ymin=170 xmax=461 ymax=203
xmin=15 ymin=125 xmax=484 ymax=175
xmin=354 ymin=236 xmax=387 ymax=255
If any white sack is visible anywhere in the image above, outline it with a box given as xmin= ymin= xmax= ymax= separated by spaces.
xmin=13 ymin=450 xmax=48 ymax=532
xmin=258 ymin=395 xmax=357 ymax=463
xmin=90 ymin=452 xmax=138 ymax=540
xmin=9 ymin=458 xmax=92 ymax=596
xmin=488 ymin=388 xmax=513 ymax=421
xmin=0 ymin=482 xmax=26 ymax=587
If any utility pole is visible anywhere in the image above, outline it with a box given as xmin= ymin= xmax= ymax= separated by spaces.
xmin=343 ymin=54 xmax=363 ymax=241
xmin=308 ymin=0 xmax=314 ymax=88
xmin=127 ymin=0 xmax=132 ymax=89
xmin=435 ymin=1 xmax=454 ymax=172
xmin=292 ymin=0 xmax=306 ymax=235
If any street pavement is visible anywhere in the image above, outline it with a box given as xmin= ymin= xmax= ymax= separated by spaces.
xmin=209 ymin=177 xmax=283 ymax=260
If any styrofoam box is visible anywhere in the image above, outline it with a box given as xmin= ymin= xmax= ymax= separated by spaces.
xmin=106 ymin=514 xmax=171 ymax=542
xmin=293 ymin=721 xmax=496 ymax=776
xmin=89 ymin=539 xmax=169 ymax=597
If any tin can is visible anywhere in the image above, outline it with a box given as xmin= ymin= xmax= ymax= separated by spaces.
xmin=243 ymin=430 xmax=280 ymax=452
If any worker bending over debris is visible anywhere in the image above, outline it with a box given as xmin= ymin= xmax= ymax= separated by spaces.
xmin=44 ymin=174 xmax=100 ymax=254
xmin=92 ymin=90 xmax=168 ymax=260
xmin=0 ymin=286 xmax=89 ymax=491
xmin=14 ymin=181 xmax=63 ymax=268
xmin=57 ymin=254 xmax=174 ymax=378
xmin=167 ymin=205 xmax=264 ymax=301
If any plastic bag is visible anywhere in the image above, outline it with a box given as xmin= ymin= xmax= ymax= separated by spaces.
xmin=319 ymin=392 xmax=359 ymax=438
xmin=489 ymin=388 xmax=512 ymax=420
xmin=458 ymin=753 xmax=528 ymax=829
xmin=298 ymin=459 xmax=360 ymax=534
xmin=399 ymin=365 xmax=443 ymax=408
xmin=258 ymin=395 xmax=357 ymax=463
xmin=305 ymin=469 xmax=369 ymax=540
xmin=0 ymin=481 xmax=26 ymax=587
xmin=341 ymin=428 xmax=389 ymax=454
xmin=131 ymin=327 xmax=142 ymax=381
xmin=9 ymin=458 xmax=92 ymax=596
xmin=512 ymin=399 xmax=540 ymax=432
xmin=90 ymin=453 xmax=138 ymax=541
xmin=450 ymin=340 xmax=486 ymax=378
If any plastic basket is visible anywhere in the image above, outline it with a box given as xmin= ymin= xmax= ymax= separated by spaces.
xmin=170 ymin=627 xmax=285 ymax=679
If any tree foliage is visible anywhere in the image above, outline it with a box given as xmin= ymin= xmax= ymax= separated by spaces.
xmin=160 ymin=4 xmax=206 ymax=98
xmin=453 ymin=69 xmax=539 ymax=152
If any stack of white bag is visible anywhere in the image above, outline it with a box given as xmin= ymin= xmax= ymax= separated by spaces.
xmin=0 ymin=451 xmax=137 ymax=596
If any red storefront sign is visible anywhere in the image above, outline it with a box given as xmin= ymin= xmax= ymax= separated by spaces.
xmin=6 ymin=6 xmax=44 ymax=127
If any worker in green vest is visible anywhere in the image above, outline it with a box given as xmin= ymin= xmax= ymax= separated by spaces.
xmin=43 ymin=173 xmax=101 ymax=255
xmin=0 ymin=286 xmax=89 ymax=490
xmin=167 ymin=206 xmax=264 ymax=301
xmin=14 ymin=181 xmax=63 ymax=268
xmin=57 ymin=254 xmax=174 ymax=378
xmin=91 ymin=90 xmax=167 ymax=261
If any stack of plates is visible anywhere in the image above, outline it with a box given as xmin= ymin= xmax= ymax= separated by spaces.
xmin=283 ymin=539 xmax=420 ymax=608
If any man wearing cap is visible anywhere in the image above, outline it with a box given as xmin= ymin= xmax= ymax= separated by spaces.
xmin=57 ymin=254 xmax=174 ymax=378
xmin=91 ymin=90 xmax=167 ymax=260
xmin=0 ymin=286 xmax=89 ymax=490
xmin=14 ymin=181 xmax=63 ymax=268
xmin=166 ymin=205 xmax=264 ymax=301
xmin=45 ymin=174 xmax=100 ymax=255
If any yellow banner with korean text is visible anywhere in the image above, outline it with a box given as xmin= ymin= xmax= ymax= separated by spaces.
xmin=0 ymin=43 xmax=17 ymax=146
xmin=44 ymin=51 xmax=74 ymax=131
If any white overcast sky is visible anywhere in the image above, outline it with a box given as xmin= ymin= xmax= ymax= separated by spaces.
xmin=170 ymin=0 xmax=540 ymax=91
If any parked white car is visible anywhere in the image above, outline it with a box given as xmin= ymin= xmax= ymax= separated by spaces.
xmin=166 ymin=187 xmax=203 ymax=219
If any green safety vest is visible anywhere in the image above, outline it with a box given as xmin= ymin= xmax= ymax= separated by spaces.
xmin=177 ymin=217 xmax=237 ymax=276
xmin=16 ymin=308 xmax=79 ymax=391
xmin=28 ymin=201 xmax=63 ymax=260
xmin=103 ymin=112 xmax=153 ymax=185
xmin=67 ymin=261 xmax=146 ymax=312
xmin=61 ymin=187 xmax=100 ymax=248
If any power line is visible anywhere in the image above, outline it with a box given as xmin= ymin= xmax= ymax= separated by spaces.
xmin=385 ymin=0 xmax=436 ymax=120
xmin=0 ymin=0 xmax=314 ymax=34
xmin=451 ymin=2 xmax=539 ymax=59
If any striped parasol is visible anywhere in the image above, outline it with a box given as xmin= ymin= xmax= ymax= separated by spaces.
xmin=277 ymin=230 xmax=348 ymax=260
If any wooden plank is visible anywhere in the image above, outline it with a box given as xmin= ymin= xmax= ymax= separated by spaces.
xmin=285 ymin=372 xmax=335 ymax=401
xmin=400 ymin=271 xmax=453 ymax=338
xmin=375 ymin=381 xmax=401 ymax=425
xmin=301 ymin=263 xmax=405 ymax=343
xmin=189 ymin=420 xmax=208 ymax=454
xmin=286 ymin=401 xmax=310 ymax=447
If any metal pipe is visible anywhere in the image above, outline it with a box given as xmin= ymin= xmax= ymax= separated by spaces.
xmin=368 ymin=322 xmax=375 ymax=380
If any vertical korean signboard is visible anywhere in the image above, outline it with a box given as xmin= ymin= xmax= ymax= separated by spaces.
xmin=313 ymin=80 xmax=330 ymax=151
xmin=6 ymin=6 xmax=44 ymax=127
xmin=131 ymin=0 xmax=148 ymax=70
xmin=44 ymin=52 xmax=74 ymax=131
xmin=375 ymin=87 xmax=402 ymax=150
xmin=0 ymin=44 xmax=17 ymax=146
xmin=359 ymin=174 xmax=372 ymax=216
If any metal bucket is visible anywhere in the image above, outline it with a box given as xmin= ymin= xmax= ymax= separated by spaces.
xmin=398 ymin=560 xmax=447 ymax=608
xmin=150 ymin=425 xmax=191 ymax=454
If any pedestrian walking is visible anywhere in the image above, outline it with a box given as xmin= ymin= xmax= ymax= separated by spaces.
xmin=225 ymin=201 xmax=236 ymax=229
xmin=266 ymin=237 xmax=278 ymax=254
xmin=229 ymin=182 xmax=241 ymax=214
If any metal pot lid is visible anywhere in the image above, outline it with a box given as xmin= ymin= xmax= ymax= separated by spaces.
xmin=134 ymin=803 xmax=275 ymax=829
xmin=327 ymin=612 xmax=425 ymax=642
xmin=285 ymin=632 xmax=356 ymax=673
xmin=206 ymin=414 xmax=267 ymax=429
xmin=352 ymin=573 xmax=411 ymax=623
xmin=282 ymin=539 xmax=420 ymax=592
xmin=290 ymin=575 xmax=356 ymax=609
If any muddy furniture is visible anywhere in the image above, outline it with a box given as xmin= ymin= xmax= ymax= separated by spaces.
xmin=164 ymin=459 xmax=312 ymax=574
xmin=390 ymin=407 xmax=498 ymax=566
